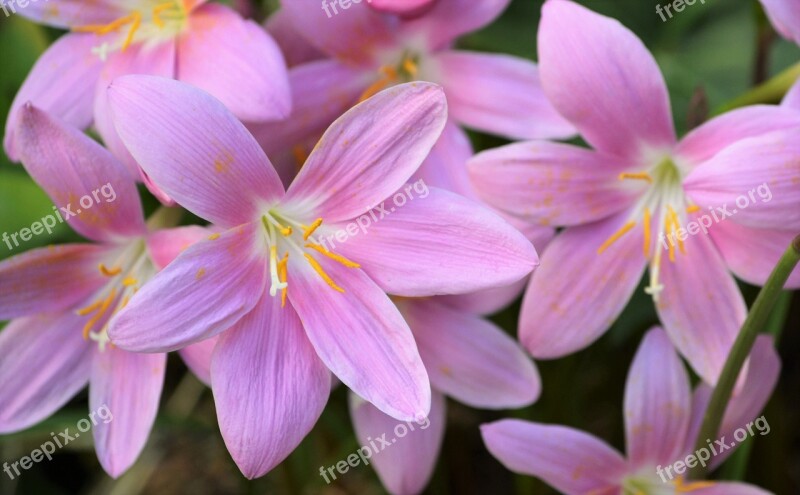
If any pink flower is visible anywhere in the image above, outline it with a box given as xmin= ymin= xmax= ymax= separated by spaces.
xmin=350 ymin=296 xmax=541 ymax=495
xmin=0 ymin=104 xmax=206 ymax=477
xmin=368 ymin=0 xmax=437 ymax=17
xmin=468 ymin=0 xmax=800 ymax=386
xmin=3 ymin=0 xmax=290 ymax=193
xmin=481 ymin=328 xmax=780 ymax=495
xmin=758 ymin=0 xmax=800 ymax=44
xmin=104 ymin=75 xmax=538 ymax=478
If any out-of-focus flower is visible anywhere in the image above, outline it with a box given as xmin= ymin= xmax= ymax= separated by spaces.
xmin=4 ymin=0 xmax=290 ymax=202
xmin=105 ymin=76 xmax=538 ymax=478
xmin=350 ymin=296 xmax=541 ymax=495
xmin=368 ymin=0 xmax=437 ymax=17
xmin=0 ymin=104 xmax=206 ymax=478
xmin=468 ymin=0 xmax=800 ymax=386
xmin=758 ymin=0 xmax=800 ymax=44
xmin=481 ymin=328 xmax=780 ymax=495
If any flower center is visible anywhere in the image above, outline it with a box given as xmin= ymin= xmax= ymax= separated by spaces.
xmin=72 ymin=0 xmax=189 ymax=61
xmin=620 ymin=473 xmax=717 ymax=495
xmin=259 ymin=211 xmax=360 ymax=307
xmin=358 ymin=51 xmax=420 ymax=102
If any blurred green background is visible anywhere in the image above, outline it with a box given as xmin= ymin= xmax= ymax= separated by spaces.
xmin=1 ymin=0 xmax=798 ymax=493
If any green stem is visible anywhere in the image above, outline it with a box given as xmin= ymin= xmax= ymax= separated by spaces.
xmin=688 ymin=235 xmax=800 ymax=480
xmin=714 ymin=62 xmax=800 ymax=115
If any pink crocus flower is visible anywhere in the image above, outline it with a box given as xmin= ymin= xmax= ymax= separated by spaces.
xmin=481 ymin=328 xmax=780 ymax=495
xmin=349 ymin=296 xmax=541 ymax=495
xmin=0 ymin=104 xmax=206 ymax=477
xmin=758 ymin=0 xmax=800 ymax=44
xmin=368 ymin=0 xmax=437 ymax=17
xmin=3 ymin=0 xmax=290 ymax=191
xmin=104 ymin=75 xmax=539 ymax=478
xmin=467 ymin=0 xmax=800 ymax=386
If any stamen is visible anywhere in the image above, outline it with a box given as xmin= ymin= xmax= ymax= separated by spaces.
xmin=674 ymin=476 xmax=717 ymax=492
xmin=643 ymin=207 xmax=651 ymax=258
xmin=668 ymin=206 xmax=686 ymax=255
xmin=208 ymin=233 xmax=221 ymax=240
xmin=122 ymin=277 xmax=138 ymax=287
xmin=121 ymin=11 xmax=142 ymax=51
xmin=82 ymin=288 xmax=117 ymax=340
xmin=305 ymin=243 xmax=360 ymax=268
xmin=303 ymin=218 xmax=323 ymax=240
xmin=77 ymin=300 xmax=103 ymax=316
xmin=99 ymin=264 xmax=122 ymax=277
xmin=665 ymin=213 xmax=676 ymax=263
xmin=269 ymin=245 xmax=288 ymax=296
xmin=618 ymin=172 xmax=653 ymax=183
xmin=402 ymin=58 xmax=418 ymax=77
xmin=152 ymin=2 xmax=176 ymax=28
xmin=597 ymin=221 xmax=636 ymax=254
xmin=73 ymin=13 xmax=137 ymax=35
xmin=278 ymin=253 xmax=288 ymax=308
xmin=686 ymin=204 xmax=701 ymax=213
xmin=358 ymin=66 xmax=398 ymax=103
xmin=304 ymin=253 xmax=345 ymax=293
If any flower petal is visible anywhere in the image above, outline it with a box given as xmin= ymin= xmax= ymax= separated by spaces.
xmin=782 ymin=79 xmax=800 ymax=110
xmin=288 ymin=256 xmax=430 ymax=422
xmin=520 ymin=212 xmax=647 ymax=358
xmin=14 ymin=0 xmax=122 ymax=29
xmin=401 ymin=0 xmax=510 ymax=50
xmin=369 ymin=0 xmax=435 ymax=17
xmin=0 ymin=244 xmax=111 ymax=319
xmin=349 ymin=390 xmax=446 ymax=495
xmin=759 ymin=0 xmax=800 ymax=43
xmin=691 ymin=483 xmax=772 ymax=495
xmin=177 ymin=3 xmax=290 ymax=122
xmin=656 ymin=229 xmax=746 ymax=386
xmin=5 ymin=33 xmax=105 ymax=161
xmin=146 ymin=225 xmax=213 ymax=270
xmin=333 ymin=187 xmax=537 ymax=296
xmin=16 ymin=104 xmax=146 ymax=242
xmin=108 ymin=75 xmax=285 ymax=227
xmin=0 ymin=313 xmax=91 ymax=433
xmin=468 ymin=141 xmax=638 ymax=227
xmin=624 ymin=328 xmax=691 ymax=469
xmin=400 ymin=298 xmax=540 ymax=409
xmin=264 ymin=8 xmax=326 ymax=67
xmin=412 ymin=120 xmax=476 ymax=197
xmin=538 ymin=0 xmax=676 ymax=159
xmin=481 ymin=419 xmax=626 ymax=495
xmin=432 ymin=51 xmax=575 ymax=140
xmin=91 ymin=348 xmax=166 ymax=478
xmin=211 ymin=293 xmax=330 ymax=479
xmin=109 ymin=223 xmax=268 ymax=352
xmin=179 ymin=336 xmax=219 ymax=386
xmin=284 ymin=82 xmax=447 ymax=223
xmin=436 ymin=276 xmax=529 ymax=316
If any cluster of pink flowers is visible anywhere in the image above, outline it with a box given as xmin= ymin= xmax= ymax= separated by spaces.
xmin=0 ymin=0 xmax=797 ymax=493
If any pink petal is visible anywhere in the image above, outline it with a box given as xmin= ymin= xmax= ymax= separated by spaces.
xmin=759 ymin=0 xmax=800 ymax=43
xmin=287 ymin=256 xmax=430 ymax=422
xmin=264 ymin=8 xmax=326 ymax=67
xmin=401 ymin=0 xmax=510 ymax=50
xmin=91 ymin=348 xmax=166 ymax=478
xmin=432 ymin=51 xmax=575 ymax=140
xmin=0 ymin=244 xmax=111 ymax=319
xmin=412 ymin=120 xmax=476 ymax=198
xmin=468 ymin=141 xmax=638 ymax=227
xmin=5 ymin=33 xmax=105 ymax=161
xmin=179 ymin=336 xmax=219 ymax=386
xmin=211 ymin=294 xmax=330 ymax=479
xmin=333 ymin=187 xmax=537 ymax=296
xmin=520 ymin=212 xmax=647 ymax=358
xmin=16 ymin=104 xmax=146 ymax=242
xmin=108 ymin=223 xmax=268 ymax=352
xmin=676 ymin=105 xmax=800 ymax=165
xmin=369 ymin=0 xmax=436 ymax=17
xmin=14 ymin=0 xmax=122 ymax=28
xmin=177 ymin=3 xmax=290 ymax=122
xmin=782 ymin=79 xmax=800 ymax=110
xmin=107 ymin=75 xmax=285 ymax=227
xmin=684 ymin=128 xmax=800 ymax=231
xmin=399 ymin=298 xmax=540 ymax=408
xmin=436 ymin=276 xmax=528 ymax=316
xmin=481 ymin=419 xmax=626 ymax=495
xmin=538 ymin=0 xmax=676 ymax=160
xmin=624 ymin=328 xmax=691 ymax=469
xmin=146 ymin=225 xmax=213 ymax=270
xmin=691 ymin=483 xmax=772 ymax=495
xmin=349 ymin=390 xmax=446 ymax=495
xmin=284 ymin=82 xmax=447 ymax=223
xmin=0 ymin=313 xmax=91 ymax=433
xmin=710 ymin=221 xmax=800 ymax=288
xmin=656 ymin=229 xmax=746 ymax=386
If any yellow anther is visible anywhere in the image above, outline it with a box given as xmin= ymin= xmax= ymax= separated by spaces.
xmin=303 ymin=218 xmax=323 ymax=240
xmin=122 ymin=277 xmax=138 ymax=287
xmin=668 ymin=206 xmax=685 ymax=255
xmin=358 ymin=65 xmax=399 ymax=103
xmin=674 ymin=476 xmax=717 ymax=493
xmin=304 ymin=253 xmax=344 ymax=293
xmin=278 ymin=253 xmax=288 ymax=308
xmin=82 ymin=288 xmax=117 ymax=340
xmin=152 ymin=2 xmax=176 ymax=28
xmin=121 ymin=11 xmax=142 ymax=51
xmin=73 ymin=13 xmax=136 ymax=35
xmin=686 ymin=205 xmax=701 ymax=213
xmin=665 ymin=213 xmax=676 ymax=263
xmin=305 ymin=243 xmax=360 ymax=268
xmin=77 ymin=300 xmax=103 ymax=316
xmin=208 ymin=233 xmax=221 ymax=240
xmin=618 ymin=172 xmax=653 ymax=183
xmin=643 ymin=207 xmax=651 ymax=258
xmin=99 ymin=264 xmax=122 ymax=277
xmin=597 ymin=221 xmax=636 ymax=254
xmin=402 ymin=57 xmax=418 ymax=77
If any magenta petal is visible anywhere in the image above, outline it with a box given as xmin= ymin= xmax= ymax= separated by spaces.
xmin=179 ymin=336 xmax=219 ymax=386
xmin=264 ymin=8 xmax=326 ymax=67
xmin=481 ymin=419 xmax=626 ymax=495
xmin=759 ymin=0 xmax=800 ymax=43
xmin=401 ymin=0 xmax=510 ymax=50
xmin=691 ymin=483 xmax=772 ymax=495
xmin=16 ymin=104 xmax=146 ymax=242
xmin=433 ymin=51 xmax=575 ymax=140
xmin=91 ymin=348 xmax=166 ymax=478
xmin=5 ymin=33 xmax=105 ymax=161
xmin=412 ymin=120 xmax=476 ymax=197
xmin=146 ymin=225 xmax=213 ymax=270
xmin=624 ymin=328 xmax=691 ymax=469
xmin=0 ymin=314 xmax=91 ymax=433
xmin=109 ymin=223 xmax=268 ymax=352
xmin=370 ymin=0 xmax=435 ymax=17
xmin=212 ymin=293 xmax=330 ymax=479
xmin=656 ymin=230 xmax=746 ymax=386
xmin=285 ymin=82 xmax=447 ymax=223
xmin=437 ymin=277 xmax=528 ymax=317
xmin=349 ymin=390 xmax=446 ymax=495
xmin=538 ymin=0 xmax=676 ymax=159
xmin=0 ymin=244 xmax=111 ymax=319
xmin=14 ymin=0 xmax=122 ymax=28
xmin=178 ymin=4 xmax=290 ymax=122
xmin=288 ymin=257 xmax=430 ymax=422
xmin=520 ymin=212 xmax=647 ymax=358
xmin=108 ymin=75 xmax=285 ymax=227
xmin=782 ymin=79 xmax=800 ymax=110
xmin=400 ymin=298 xmax=540 ymax=409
